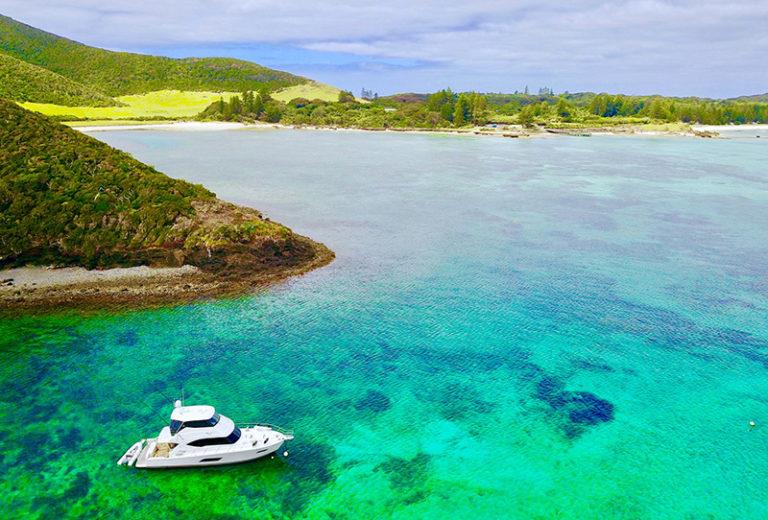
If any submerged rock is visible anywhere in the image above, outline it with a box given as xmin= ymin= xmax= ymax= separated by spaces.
xmin=533 ymin=373 xmax=615 ymax=435
xmin=566 ymin=391 xmax=615 ymax=425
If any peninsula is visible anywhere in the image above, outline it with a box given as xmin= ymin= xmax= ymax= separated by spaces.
xmin=0 ymin=99 xmax=333 ymax=310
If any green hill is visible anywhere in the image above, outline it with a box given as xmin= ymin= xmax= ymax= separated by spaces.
xmin=0 ymin=98 xmax=331 ymax=275
xmin=0 ymin=52 xmax=118 ymax=106
xmin=0 ymin=14 xmax=307 ymax=97
xmin=729 ymin=93 xmax=768 ymax=103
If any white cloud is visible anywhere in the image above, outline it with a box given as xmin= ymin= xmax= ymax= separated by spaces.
xmin=1 ymin=0 xmax=766 ymax=96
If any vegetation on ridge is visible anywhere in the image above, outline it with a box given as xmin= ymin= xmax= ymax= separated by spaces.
xmin=0 ymin=14 xmax=306 ymax=97
xmin=0 ymin=98 xmax=324 ymax=271
xmin=0 ymin=53 xmax=118 ymax=106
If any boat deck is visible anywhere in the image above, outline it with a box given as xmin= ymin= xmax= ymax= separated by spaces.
xmin=134 ymin=439 xmax=155 ymax=468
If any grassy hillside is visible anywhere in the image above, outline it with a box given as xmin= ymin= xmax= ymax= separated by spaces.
xmin=22 ymin=90 xmax=240 ymax=120
xmin=0 ymin=98 xmax=329 ymax=272
xmin=0 ymin=14 xmax=307 ymax=96
xmin=22 ymin=85 xmax=345 ymax=121
xmin=271 ymin=82 xmax=343 ymax=103
xmin=729 ymin=93 xmax=768 ymax=103
xmin=0 ymin=52 xmax=118 ymax=106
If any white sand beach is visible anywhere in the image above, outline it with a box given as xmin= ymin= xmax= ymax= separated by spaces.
xmin=75 ymin=121 xmax=248 ymax=132
xmin=693 ymin=123 xmax=768 ymax=132
xmin=0 ymin=265 xmax=199 ymax=291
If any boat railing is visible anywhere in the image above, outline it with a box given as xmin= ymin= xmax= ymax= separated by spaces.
xmin=238 ymin=422 xmax=294 ymax=436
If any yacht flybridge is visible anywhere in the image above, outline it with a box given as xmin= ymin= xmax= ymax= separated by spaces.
xmin=118 ymin=400 xmax=293 ymax=468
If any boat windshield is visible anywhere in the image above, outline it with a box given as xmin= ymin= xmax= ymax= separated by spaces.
xmin=170 ymin=413 xmax=221 ymax=434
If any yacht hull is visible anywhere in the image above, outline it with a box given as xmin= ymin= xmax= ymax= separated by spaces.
xmin=135 ymin=431 xmax=290 ymax=468
xmin=120 ymin=404 xmax=294 ymax=470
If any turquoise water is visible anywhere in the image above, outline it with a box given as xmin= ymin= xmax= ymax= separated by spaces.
xmin=2 ymin=130 xmax=767 ymax=518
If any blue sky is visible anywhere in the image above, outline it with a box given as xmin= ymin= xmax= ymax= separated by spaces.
xmin=1 ymin=0 xmax=766 ymax=98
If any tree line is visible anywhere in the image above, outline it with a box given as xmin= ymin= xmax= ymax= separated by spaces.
xmin=198 ymin=88 xmax=768 ymax=128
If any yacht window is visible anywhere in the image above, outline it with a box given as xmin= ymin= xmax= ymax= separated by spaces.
xmin=188 ymin=427 xmax=242 ymax=447
xmin=170 ymin=420 xmax=183 ymax=434
xmin=185 ymin=414 xmax=221 ymax=429
xmin=170 ymin=413 xmax=220 ymax=434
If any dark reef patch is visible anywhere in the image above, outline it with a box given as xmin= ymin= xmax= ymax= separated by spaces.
xmin=24 ymin=401 xmax=60 ymax=423
xmin=432 ymin=381 xmax=496 ymax=421
xmin=1 ymin=357 xmax=51 ymax=402
xmin=280 ymin=442 xmax=336 ymax=515
xmin=57 ymin=427 xmax=83 ymax=449
xmin=533 ymin=374 xmax=614 ymax=437
xmin=374 ymin=452 xmax=431 ymax=491
xmin=402 ymin=490 xmax=428 ymax=506
xmin=520 ymin=272 xmax=768 ymax=369
xmin=409 ymin=345 xmax=530 ymax=380
xmin=116 ymin=330 xmax=139 ymax=346
xmin=377 ymin=340 xmax=401 ymax=361
xmin=355 ymin=390 xmax=391 ymax=413
xmin=62 ymin=471 xmax=91 ymax=501
xmin=16 ymin=429 xmax=57 ymax=470
xmin=566 ymin=392 xmax=615 ymax=425
xmin=31 ymin=470 xmax=91 ymax=516
xmin=535 ymin=375 xmax=565 ymax=404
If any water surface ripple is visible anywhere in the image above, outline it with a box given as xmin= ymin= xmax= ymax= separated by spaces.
xmin=1 ymin=130 xmax=767 ymax=518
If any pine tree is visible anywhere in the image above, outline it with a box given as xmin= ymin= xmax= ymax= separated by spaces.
xmin=230 ymin=95 xmax=243 ymax=116
xmin=453 ymin=94 xmax=471 ymax=126
xmin=222 ymin=100 xmax=233 ymax=120
xmin=518 ymin=105 xmax=534 ymax=127
xmin=556 ymin=97 xmax=572 ymax=121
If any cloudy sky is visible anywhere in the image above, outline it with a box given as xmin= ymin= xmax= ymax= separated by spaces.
xmin=2 ymin=0 xmax=767 ymax=97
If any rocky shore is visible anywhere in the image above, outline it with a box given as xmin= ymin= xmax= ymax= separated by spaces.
xmin=0 ymin=240 xmax=334 ymax=313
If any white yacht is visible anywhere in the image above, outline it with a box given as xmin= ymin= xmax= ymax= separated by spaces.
xmin=118 ymin=400 xmax=293 ymax=468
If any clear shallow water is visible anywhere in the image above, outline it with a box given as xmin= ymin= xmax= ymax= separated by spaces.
xmin=2 ymin=130 xmax=767 ymax=518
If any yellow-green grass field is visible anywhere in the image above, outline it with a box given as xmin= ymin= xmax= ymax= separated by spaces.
xmin=271 ymin=81 xmax=343 ymax=103
xmin=21 ymin=90 xmax=239 ymax=120
xmin=20 ymin=83 xmax=349 ymax=121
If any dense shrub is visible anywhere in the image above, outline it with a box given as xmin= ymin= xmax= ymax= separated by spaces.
xmin=0 ymin=53 xmax=119 ymax=106
xmin=0 ymin=98 xmax=214 ymax=267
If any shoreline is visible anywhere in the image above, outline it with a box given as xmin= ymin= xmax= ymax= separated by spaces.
xmin=74 ymin=121 xmax=250 ymax=132
xmin=0 ymin=245 xmax=334 ymax=314
xmin=66 ymin=119 xmax=768 ymax=139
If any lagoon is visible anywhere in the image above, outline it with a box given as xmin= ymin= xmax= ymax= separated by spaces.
xmin=1 ymin=129 xmax=767 ymax=518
